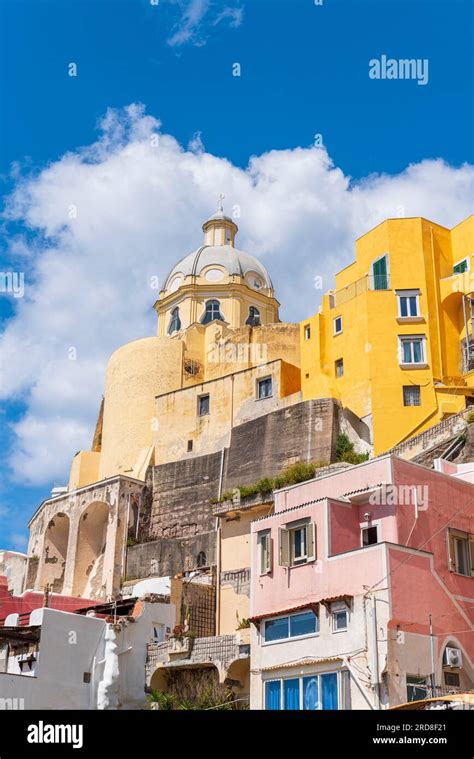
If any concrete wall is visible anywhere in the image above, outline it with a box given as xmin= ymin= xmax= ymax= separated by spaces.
xmin=0 ymin=551 xmax=27 ymax=596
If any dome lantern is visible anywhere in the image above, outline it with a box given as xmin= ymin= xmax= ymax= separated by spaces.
xmin=202 ymin=196 xmax=238 ymax=247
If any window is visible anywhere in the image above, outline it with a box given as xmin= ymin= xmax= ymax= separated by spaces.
xmin=335 ymin=358 xmax=344 ymax=377
xmin=201 ymin=299 xmax=224 ymax=324
xmin=453 ymin=257 xmax=469 ymax=275
xmin=406 ymin=676 xmax=428 ymax=702
xmin=264 ymin=671 xmax=348 ymax=710
xmin=198 ymin=394 xmax=210 ymax=416
xmin=196 ymin=551 xmax=207 ymax=568
xmin=153 ymin=624 xmax=166 ymax=643
xmin=403 ymin=385 xmax=421 ymax=406
xmin=187 ymin=440 xmax=193 ymax=452
xmin=334 ymin=316 xmax=342 ymax=335
xmin=361 ymin=525 xmax=378 ymax=546
xmin=371 ymin=255 xmax=389 ymax=290
xmin=259 ymin=531 xmax=272 ymax=575
xmin=444 ymin=671 xmax=460 ymax=687
xmin=167 ymin=307 xmax=181 ymax=335
xmin=332 ymin=609 xmax=348 ymax=632
xmin=263 ymin=610 xmax=318 ymax=643
xmin=279 ymin=521 xmax=316 ymax=567
xmin=447 ymin=528 xmax=474 ymax=576
xmin=257 ymin=376 xmax=273 ymax=400
xmin=246 ymin=306 xmax=261 ymax=326
xmin=304 ymin=324 xmax=311 ymax=340
xmin=213 ymin=227 xmax=222 ymax=245
xmin=397 ymin=290 xmax=420 ymax=318
xmin=399 ymin=336 xmax=426 ymax=365
xmin=225 ymin=227 xmax=232 ymax=244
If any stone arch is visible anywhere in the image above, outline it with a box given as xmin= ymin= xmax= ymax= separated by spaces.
xmin=39 ymin=512 xmax=70 ymax=593
xmin=72 ymin=501 xmax=109 ymax=598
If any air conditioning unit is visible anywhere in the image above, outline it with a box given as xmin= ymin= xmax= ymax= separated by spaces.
xmin=444 ymin=647 xmax=463 ymax=668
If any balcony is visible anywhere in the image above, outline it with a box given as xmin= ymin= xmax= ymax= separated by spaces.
xmin=329 ymin=274 xmax=391 ymax=309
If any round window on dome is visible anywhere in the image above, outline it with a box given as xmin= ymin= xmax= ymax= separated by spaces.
xmin=204 ymin=268 xmax=225 ymax=282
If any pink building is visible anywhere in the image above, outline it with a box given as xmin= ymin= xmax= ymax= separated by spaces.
xmin=249 ymin=455 xmax=474 ymax=710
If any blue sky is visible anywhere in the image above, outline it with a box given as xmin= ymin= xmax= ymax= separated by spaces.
xmin=0 ymin=0 xmax=473 ymax=551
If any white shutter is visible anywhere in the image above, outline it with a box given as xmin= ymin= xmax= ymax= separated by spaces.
xmin=279 ymin=527 xmax=290 ymax=566
xmin=306 ymin=522 xmax=316 ymax=562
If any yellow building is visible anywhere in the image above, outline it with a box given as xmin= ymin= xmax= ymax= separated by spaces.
xmin=69 ymin=204 xmax=301 ymax=487
xmin=301 ymin=215 xmax=474 ymax=454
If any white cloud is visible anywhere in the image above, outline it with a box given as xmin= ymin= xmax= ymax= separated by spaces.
xmin=1 ymin=103 xmax=473 ymax=485
xmin=167 ymin=0 xmax=243 ymax=47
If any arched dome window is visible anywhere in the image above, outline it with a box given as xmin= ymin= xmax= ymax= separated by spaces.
xmin=168 ymin=307 xmax=181 ymax=335
xmin=201 ymin=299 xmax=224 ymax=325
xmin=246 ymin=306 xmax=261 ymax=327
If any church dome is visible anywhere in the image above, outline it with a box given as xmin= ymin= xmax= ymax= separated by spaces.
xmin=162 ymin=204 xmax=273 ymax=294
xmin=163 ymin=244 xmax=273 ymax=292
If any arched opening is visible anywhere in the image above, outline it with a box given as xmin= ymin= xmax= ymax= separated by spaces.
xmin=39 ymin=513 xmax=70 ymax=593
xmin=201 ymin=299 xmax=224 ymax=325
xmin=167 ymin=307 xmax=181 ymax=335
xmin=245 ymin=306 xmax=261 ymax=327
xmin=72 ymin=501 xmax=109 ymax=598
xmin=196 ymin=551 xmax=207 ymax=568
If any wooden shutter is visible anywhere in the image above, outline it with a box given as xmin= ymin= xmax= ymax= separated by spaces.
xmin=267 ymin=537 xmax=273 ymax=573
xmin=447 ymin=529 xmax=456 ymax=572
xmin=260 ymin=533 xmax=272 ymax=575
xmin=279 ymin=527 xmax=290 ymax=566
xmin=307 ymin=522 xmax=316 ymax=562
xmin=470 ymin=540 xmax=474 ymax=577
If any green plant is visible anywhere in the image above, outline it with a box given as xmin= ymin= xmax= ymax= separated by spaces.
xmin=467 ymin=411 xmax=474 ymax=424
xmin=178 ymin=699 xmax=196 ymax=710
xmin=335 ymin=433 xmax=369 ymax=465
xmin=236 ymin=618 xmax=250 ymax=630
xmin=147 ymin=691 xmax=175 ymax=710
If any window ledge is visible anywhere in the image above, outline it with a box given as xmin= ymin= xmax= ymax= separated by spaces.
xmin=396 ymin=316 xmax=425 ymax=324
xmin=400 ymin=363 xmax=428 ymax=370
xmin=256 ymin=395 xmax=273 ymax=401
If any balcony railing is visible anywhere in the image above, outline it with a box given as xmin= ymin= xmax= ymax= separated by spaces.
xmin=329 ymin=274 xmax=391 ymax=309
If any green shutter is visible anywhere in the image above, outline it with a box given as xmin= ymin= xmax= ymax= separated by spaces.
xmin=372 ymin=256 xmax=388 ymax=290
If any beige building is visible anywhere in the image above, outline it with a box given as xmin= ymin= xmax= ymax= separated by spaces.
xmin=24 ymin=205 xmax=305 ymax=601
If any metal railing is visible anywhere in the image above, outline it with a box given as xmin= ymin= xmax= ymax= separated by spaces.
xmin=329 ymin=274 xmax=390 ymax=309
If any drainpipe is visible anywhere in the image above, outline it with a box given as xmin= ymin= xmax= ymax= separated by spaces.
xmin=370 ymin=595 xmax=381 ymax=709
xmin=430 ymin=226 xmax=444 ymax=380
xmin=215 ymin=447 xmax=226 ymax=636
xmin=342 ymin=657 xmax=374 ymax=710
xmin=429 ymin=614 xmax=437 ymax=696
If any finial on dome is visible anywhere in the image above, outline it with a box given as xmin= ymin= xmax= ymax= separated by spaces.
xmin=217 ymin=193 xmax=225 ymax=213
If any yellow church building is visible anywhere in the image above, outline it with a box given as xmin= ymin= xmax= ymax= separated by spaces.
xmin=301 ymin=214 xmax=474 ymax=454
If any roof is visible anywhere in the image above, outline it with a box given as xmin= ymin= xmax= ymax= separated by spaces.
xmin=163 ymin=244 xmax=273 ymax=291
xmin=249 ymin=595 xmax=352 ymax=624
xmin=260 ymin=655 xmax=343 ymax=672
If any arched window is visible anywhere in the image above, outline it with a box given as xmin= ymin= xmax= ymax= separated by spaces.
xmin=168 ymin=307 xmax=181 ymax=335
xmin=196 ymin=551 xmax=207 ymax=568
xmin=246 ymin=306 xmax=261 ymax=327
xmin=201 ymin=299 xmax=224 ymax=325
